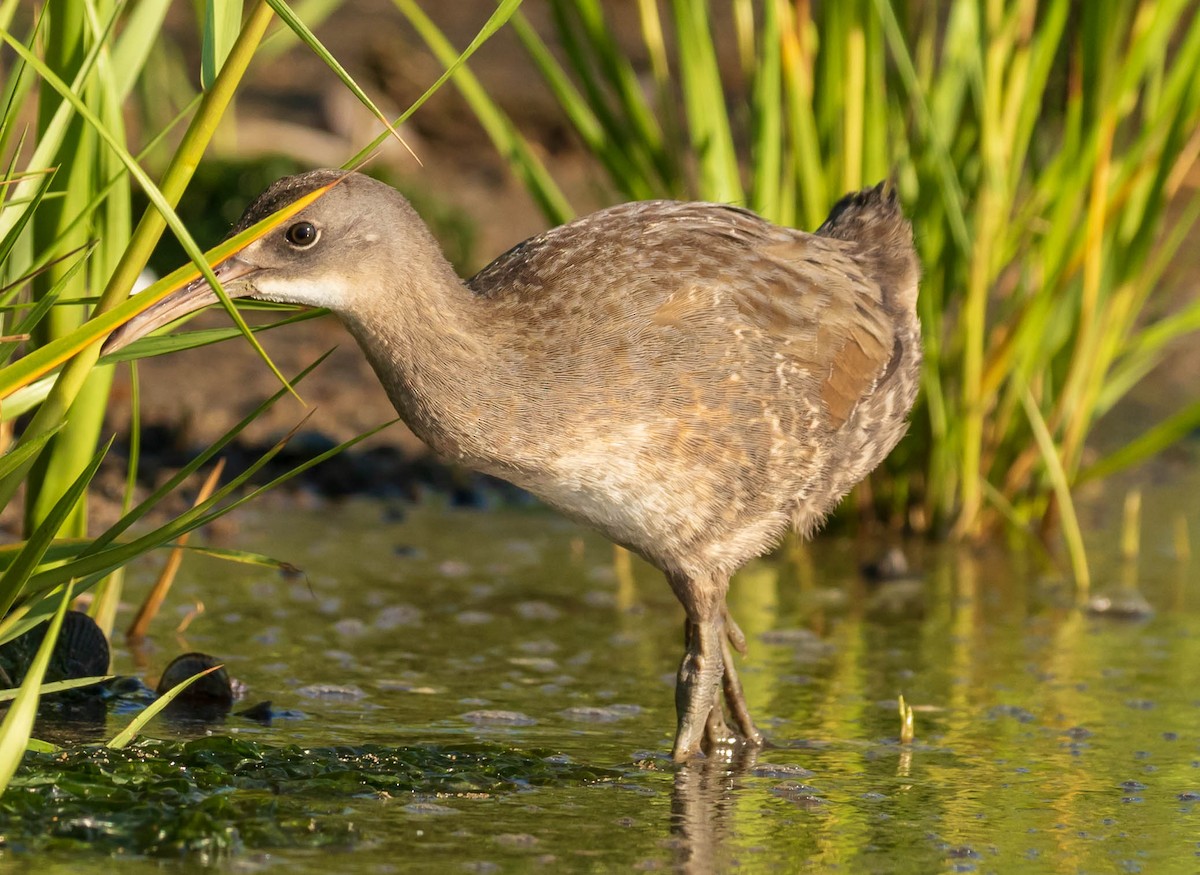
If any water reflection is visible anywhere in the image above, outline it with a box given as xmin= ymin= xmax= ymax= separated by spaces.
xmin=669 ymin=748 xmax=762 ymax=875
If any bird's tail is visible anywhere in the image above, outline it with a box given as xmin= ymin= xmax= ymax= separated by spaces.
xmin=816 ymin=181 xmax=919 ymax=312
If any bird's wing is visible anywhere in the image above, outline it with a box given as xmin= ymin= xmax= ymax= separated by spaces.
xmin=730 ymin=234 xmax=899 ymax=429
xmin=627 ymin=203 xmax=901 ymax=430
xmin=468 ymin=201 xmax=900 ymax=429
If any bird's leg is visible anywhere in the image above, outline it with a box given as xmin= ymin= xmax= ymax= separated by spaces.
xmin=670 ymin=575 xmax=765 ymax=760
xmin=673 ymin=617 xmax=725 ymax=761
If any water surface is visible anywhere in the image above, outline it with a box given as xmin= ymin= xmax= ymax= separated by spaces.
xmin=7 ymin=469 xmax=1200 ymax=873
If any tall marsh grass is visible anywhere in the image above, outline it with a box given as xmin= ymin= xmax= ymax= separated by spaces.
xmin=0 ymin=0 xmax=301 ymax=789
xmin=404 ymin=0 xmax=1200 ymax=560
xmin=0 ymin=0 xmax=517 ymax=794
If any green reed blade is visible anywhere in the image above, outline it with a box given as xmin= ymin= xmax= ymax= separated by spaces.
xmin=83 ymin=350 xmax=335 ymax=556
xmin=106 ymin=664 xmax=224 ymax=750
xmin=110 ymin=0 xmax=172 ymax=99
xmin=173 ymin=543 xmax=302 ymax=573
xmin=0 ymin=439 xmax=109 ymax=619
xmin=0 ymin=1 xmax=283 ymax=513
xmin=749 ymin=0 xmax=782 ymax=218
xmin=0 ymin=3 xmax=113 ymax=245
xmin=1020 ymin=391 xmax=1089 ymax=591
xmin=0 ymin=580 xmax=72 ymax=796
xmin=16 ymin=416 xmax=393 ymax=603
xmin=671 ymin=0 xmax=743 ymax=204
xmin=265 ymin=0 xmax=413 ymax=163
xmin=0 ymin=424 xmax=63 ymax=482
xmin=0 ymin=310 xmax=320 ymax=422
xmin=201 ymin=0 xmax=244 ymax=89
xmin=509 ymin=13 xmax=654 ymax=202
xmin=0 ymin=674 xmax=112 ymax=702
xmin=349 ymin=0 xmax=524 ymax=167
xmin=0 ymin=167 xmax=51 ymax=275
xmin=393 ymin=0 xmax=573 ymax=224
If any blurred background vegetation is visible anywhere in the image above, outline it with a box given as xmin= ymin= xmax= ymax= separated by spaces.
xmin=0 ymin=0 xmax=1198 ymax=789
xmin=400 ymin=0 xmax=1200 ymax=552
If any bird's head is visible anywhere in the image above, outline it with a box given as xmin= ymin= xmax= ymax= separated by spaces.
xmin=104 ymin=169 xmax=426 ymax=353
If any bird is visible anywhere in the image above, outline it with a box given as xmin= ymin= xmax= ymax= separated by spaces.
xmin=105 ymin=169 xmax=922 ymax=761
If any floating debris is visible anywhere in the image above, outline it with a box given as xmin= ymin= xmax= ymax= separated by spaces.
xmin=461 ymin=710 xmax=537 ymax=727
xmin=295 ymin=683 xmax=367 ymax=701
xmin=750 ymin=763 xmax=816 ymax=780
xmin=559 ymin=705 xmax=641 ymax=724
xmin=861 ymin=545 xmax=916 ymax=582
xmin=1086 ymin=590 xmax=1154 ymax=619
xmin=374 ymin=604 xmax=423 ymax=629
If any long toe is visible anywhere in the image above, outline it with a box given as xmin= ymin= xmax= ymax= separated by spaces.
xmin=703 ymin=705 xmax=737 ymax=753
xmin=723 ymin=605 xmax=748 ymax=656
xmin=720 ymin=631 xmax=764 ymax=746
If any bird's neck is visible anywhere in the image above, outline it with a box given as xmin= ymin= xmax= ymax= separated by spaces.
xmin=337 ymin=264 xmax=520 ymax=472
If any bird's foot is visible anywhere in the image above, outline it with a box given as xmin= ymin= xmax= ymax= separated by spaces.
xmin=672 ymin=611 xmax=764 ymax=762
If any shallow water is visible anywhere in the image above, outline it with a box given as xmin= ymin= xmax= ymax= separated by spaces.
xmin=6 ymin=466 xmax=1200 ymax=873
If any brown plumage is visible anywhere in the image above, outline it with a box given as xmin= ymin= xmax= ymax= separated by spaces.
xmin=106 ymin=170 xmax=922 ymax=760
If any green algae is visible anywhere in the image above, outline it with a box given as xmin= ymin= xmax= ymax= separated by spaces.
xmin=1 ymin=737 xmax=614 ymax=856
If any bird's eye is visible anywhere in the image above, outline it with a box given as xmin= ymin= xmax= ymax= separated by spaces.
xmin=285 ymin=221 xmax=319 ymax=248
